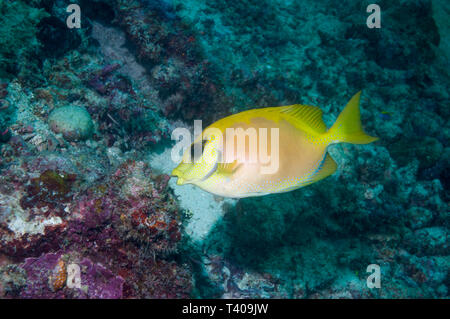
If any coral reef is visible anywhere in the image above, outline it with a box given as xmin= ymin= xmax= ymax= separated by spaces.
xmin=48 ymin=105 xmax=94 ymax=141
xmin=0 ymin=156 xmax=192 ymax=298
xmin=18 ymin=251 xmax=125 ymax=298
xmin=0 ymin=0 xmax=49 ymax=78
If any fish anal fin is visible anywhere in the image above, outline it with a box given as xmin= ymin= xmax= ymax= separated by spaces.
xmin=279 ymin=104 xmax=327 ymax=134
xmin=310 ymin=153 xmax=337 ymax=183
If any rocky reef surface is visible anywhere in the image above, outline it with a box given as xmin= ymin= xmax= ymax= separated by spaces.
xmin=0 ymin=0 xmax=448 ymax=298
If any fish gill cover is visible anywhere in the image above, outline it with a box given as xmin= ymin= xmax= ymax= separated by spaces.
xmin=0 ymin=0 xmax=448 ymax=299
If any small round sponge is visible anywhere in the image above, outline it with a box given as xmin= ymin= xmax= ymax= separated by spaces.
xmin=48 ymin=105 xmax=94 ymax=141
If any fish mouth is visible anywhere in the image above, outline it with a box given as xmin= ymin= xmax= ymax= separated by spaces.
xmin=171 ymin=168 xmax=186 ymax=185
xmin=175 ymin=177 xmax=186 ymax=185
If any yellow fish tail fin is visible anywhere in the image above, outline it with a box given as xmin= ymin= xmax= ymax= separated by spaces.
xmin=326 ymin=91 xmax=378 ymax=145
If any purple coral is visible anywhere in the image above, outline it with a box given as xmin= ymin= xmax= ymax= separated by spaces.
xmin=20 ymin=252 xmax=65 ymax=299
xmin=19 ymin=251 xmax=124 ymax=299
xmin=74 ymin=258 xmax=125 ymax=299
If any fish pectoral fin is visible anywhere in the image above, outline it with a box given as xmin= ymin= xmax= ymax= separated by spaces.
xmin=217 ymin=160 xmax=241 ymax=176
xmin=279 ymin=104 xmax=327 ymax=134
xmin=310 ymin=153 xmax=337 ymax=183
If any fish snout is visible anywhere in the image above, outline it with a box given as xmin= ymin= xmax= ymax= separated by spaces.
xmin=171 ymin=168 xmax=186 ymax=185
xmin=176 ymin=177 xmax=186 ymax=185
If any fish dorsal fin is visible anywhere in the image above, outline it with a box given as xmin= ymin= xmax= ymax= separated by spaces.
xmin=217 ymin=160 xmax=241 ymax=175
xmin=279 ymin=104 xmax=327 ymax=134
xmin=309 ymin=153 xmax=337 ymax=183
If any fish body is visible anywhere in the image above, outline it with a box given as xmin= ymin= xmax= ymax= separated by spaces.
xmin=172 ymin=91 xmax=378 ymax=198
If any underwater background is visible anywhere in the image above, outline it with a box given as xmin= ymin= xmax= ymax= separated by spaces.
xmin=0 ymin=0 xmax=448 ymax=298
